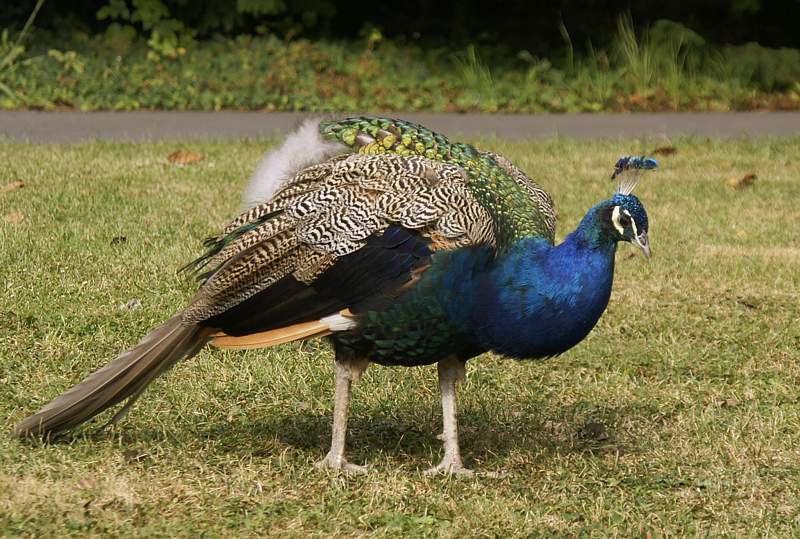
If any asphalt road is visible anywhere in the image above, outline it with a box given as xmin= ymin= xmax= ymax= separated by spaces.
xmin=1 ymin=111 xmax=799 ymax=142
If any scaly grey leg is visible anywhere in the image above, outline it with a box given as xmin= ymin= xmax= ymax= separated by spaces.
xmin=425 ymin=356 xmax=474 ymax=476
xmin=316 ymin=357 xmax=369 ymax=474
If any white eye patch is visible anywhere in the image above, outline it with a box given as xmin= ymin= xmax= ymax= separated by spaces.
xmin=611 ymin=206 xmax=637 ymax=236
xmin=611 ymin=206 xmax=624 ymax=235
xmin=627 ymin=209 xmax=638 ymax=236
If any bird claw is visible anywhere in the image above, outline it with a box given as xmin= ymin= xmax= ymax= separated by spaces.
xmin=315 ymin=452 xmax=368 ymax=474
xmin=424 ymin=456 xmax=507 ymax=478
xmin=477 ymin=469 xmax=508 ymax=479
xmin=424 ymin=456 xmax=474 ymax=476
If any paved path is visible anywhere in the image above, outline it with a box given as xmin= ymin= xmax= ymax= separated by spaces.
xmin=1 ymin=111 xmax=798 ymax=142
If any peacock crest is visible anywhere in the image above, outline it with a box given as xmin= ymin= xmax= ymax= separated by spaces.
xmin=611 ymin=155 xmax=658 ymax=195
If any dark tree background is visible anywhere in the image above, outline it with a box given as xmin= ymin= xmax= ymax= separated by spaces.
xmin=3 ymin=0 xmax=799 ymax=52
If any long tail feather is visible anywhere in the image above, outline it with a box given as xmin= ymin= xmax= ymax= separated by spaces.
xmin=210 ymin=309 xmax=356 ymax=350
xmin=11 ymin=314 xmax=212 ymax=439
xmin=211 ymin=320 xmax=333 ymax=350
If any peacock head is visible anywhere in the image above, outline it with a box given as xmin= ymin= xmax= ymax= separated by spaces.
xmin=578 ymin=155 xmax=655 ymax=256
xmin=607 ymin=193 xmax=650 ymax=258
xmin=601 ymin=154 xmax=656 ymax=258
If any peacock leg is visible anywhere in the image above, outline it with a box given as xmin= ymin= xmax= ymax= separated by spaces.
xmin=424 ymin=356 xmax=474 ymax=476
xmin=315 ymin=357 xmax=369 ymax=474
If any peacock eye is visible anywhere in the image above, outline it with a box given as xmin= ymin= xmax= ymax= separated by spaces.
xmin=618 ymin=213 xmax=631 ymax=227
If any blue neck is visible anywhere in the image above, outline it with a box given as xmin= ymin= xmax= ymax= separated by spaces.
xmin=572 ymin=203 xmax=620 ymax=251
xmin=469 ymin=205 xmax=618 ymax=358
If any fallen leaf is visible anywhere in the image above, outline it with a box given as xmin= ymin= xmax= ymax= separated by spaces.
xmin=4 ymin=211 xmax=24 ymax=224
xmin=1 ymin=180 xmax=24 ymax=193
xmin=726 ymin=173 xmax=757 ymax=190
xmin=627 ymin=93 xmax=648 ymax=107
xmin=167 ymin=149 xmax=203 ymax=165
xmin=652 ymin=146 xmax=677 ymax=156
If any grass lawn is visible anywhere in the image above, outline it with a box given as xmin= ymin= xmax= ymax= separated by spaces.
xmin=1 ymin=135 xmax=799 ymax=537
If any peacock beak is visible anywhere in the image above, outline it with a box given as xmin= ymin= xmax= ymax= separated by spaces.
xmin=633 ymin=231 xmax=651 ymax=258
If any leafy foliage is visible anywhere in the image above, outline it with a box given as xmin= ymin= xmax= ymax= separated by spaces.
xmin=97 ymin=0 xmax=193 ymax=58
xmin=1 ymin=10 xmax=799 ymax=112
xmin=722 ymin=43 xmax=800 ymax=91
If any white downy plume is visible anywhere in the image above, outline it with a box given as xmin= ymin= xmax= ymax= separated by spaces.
xmin=241 ymin=118 xmax=346 ymax=209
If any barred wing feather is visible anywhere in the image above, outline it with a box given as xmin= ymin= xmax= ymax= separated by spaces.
xmin=182 ymin=153 xmax=495 ymax=324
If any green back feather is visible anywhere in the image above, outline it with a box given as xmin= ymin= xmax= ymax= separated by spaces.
xmin=320 ymin=116 xmax=553 ymax=247
xmin=186 ymin=116 xmax=554 ymax=282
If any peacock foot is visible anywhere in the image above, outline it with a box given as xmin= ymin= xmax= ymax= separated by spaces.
xmin=315 ymin=452 xmax=368 ymax=474
xmin=424 ymin=456 xmax=508 ymax=478
xmin=424 ymin=455 xmax=474 ymax=476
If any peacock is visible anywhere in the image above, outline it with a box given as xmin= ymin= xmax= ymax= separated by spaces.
xmin=12 ymin=117 xmax=655 ymax=476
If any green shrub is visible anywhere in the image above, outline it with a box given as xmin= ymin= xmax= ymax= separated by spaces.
xmin=1 ymin=13 xmax=798 ymax=113
xmin=722 ymin=43 xmax=800 ymax=91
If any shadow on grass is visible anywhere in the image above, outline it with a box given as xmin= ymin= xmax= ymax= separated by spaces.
xmin=157 ymin=402 xmax=643 ymax=465
xmin=12 ymin=397 xmax=655 ymax=472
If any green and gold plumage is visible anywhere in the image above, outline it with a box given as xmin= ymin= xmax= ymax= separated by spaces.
xmin=180 ymin=117 xmax=556 ymax=323
xmin=319 ymin=117 xmax=556 ymax=247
